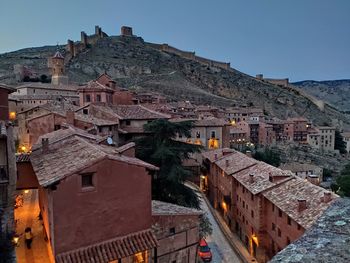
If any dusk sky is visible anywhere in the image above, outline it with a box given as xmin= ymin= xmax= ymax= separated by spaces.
xmin=1 ymin=0 xmax=349 ymax=81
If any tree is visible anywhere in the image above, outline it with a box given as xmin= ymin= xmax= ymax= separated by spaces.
xmin=253 ymin=148 xmax=281 ymax=167
xmin=40 ymin=74 xmax=50 ymax=83
xmin=334 ymin=130 xmax=347 ymax=154
xmin=199 ymin=213 xmax=213 ymax=238
xmin=335 ymin=162 xmax=350 ymax=197
xmin=136 ymin=119 xmax=202 ymax=208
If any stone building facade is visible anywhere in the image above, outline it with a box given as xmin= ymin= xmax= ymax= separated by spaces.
xmin=202 ymin=148 xmax=337 ymax=262
xmin=0 ymin=84 xmax=17 ymax=262
xmin=152 ymin=201 xmax=202 ymax=263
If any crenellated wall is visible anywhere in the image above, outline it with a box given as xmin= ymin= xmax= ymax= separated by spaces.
xmin=149 ymin=42 xmax=231 ymax=71
xmin=65 ymin=25 xmax=108 ymax=59
xmin=256 ymin=74 xmax=325 ymax=111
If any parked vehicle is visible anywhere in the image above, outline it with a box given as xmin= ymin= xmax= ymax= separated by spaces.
xmin=198 ymin=238 xmax=212 ymax=262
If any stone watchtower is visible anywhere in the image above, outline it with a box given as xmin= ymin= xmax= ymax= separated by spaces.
xmin=50 ymin=49 xmax=68 ymax=85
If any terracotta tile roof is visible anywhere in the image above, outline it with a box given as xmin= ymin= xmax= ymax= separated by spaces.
xmin=152 ymin=200 xmax=203 ymax=216
xmin=10 ymin=94 xmax=79 ymax=100
xmin=269 ymin=198 xmax=350 ymax=263
xmin=111 ymin=105 xmax=171 ymax=120
xmin=15 ymin=82 xmax=80 ymax=91
xmin=31 ymin=126 xmax=101 ymax=150
xmin=202 ymin=148 xmax=234 ymax=163
xmin=74 ymin=112 xmax=118 ymax=126
xmin=233 ymin=162 xmax=293 ymax=194
xmin=262 ymin=177 xmax=338 ymax=229
xmin=56 ymin=229 xmax=158 ymax=263
xmin=31 ymin=129 xmax=157 ymax=187
xmin=215 ymin=151 xmax=257 ymax=175
xmin=53 ymin=50 xmax=64 ymax=59
xmin=279 ymin=162 xmax=321 ymax=173
xmin=0 ymin=83 xmax=16 ymax=93
xmin=78 ymin=80 xmax=115 ymax=92
xmin=341 ymin=132 xmax=350 ymax=138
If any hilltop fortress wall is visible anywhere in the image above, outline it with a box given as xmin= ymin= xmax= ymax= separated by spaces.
xmin=256 ymin=74 xmax=325 ymax=111
xmin=63 ymin=25 xmax=325 ymax=112
xmin=149 ymin=43 xmax=231 ymax=70
xmin=65 ymin=25 xmax=107 ymax=58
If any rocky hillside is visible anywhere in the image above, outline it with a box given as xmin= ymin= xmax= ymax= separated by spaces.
xmin=0 ymin=35 xmax=349 ymax=127
xmin=293 ymin=80 xmax=350 ymax=113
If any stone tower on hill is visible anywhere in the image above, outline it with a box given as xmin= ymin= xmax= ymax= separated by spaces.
xmin=50 ymin=48 xmax=68 ymax=85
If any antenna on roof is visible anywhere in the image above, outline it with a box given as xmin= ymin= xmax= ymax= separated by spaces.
xmin=107 ymin=137 xmax=113 ymax=145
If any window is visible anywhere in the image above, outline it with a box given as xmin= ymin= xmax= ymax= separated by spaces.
xmin=54 ymin=124 xmax=61 ymax=131
xmin=83 ymin=109 xmax=88 ymax=115
xmin=81 ymin=173 xmax=94 ymax=188
xmin=126 ymin=120 xmax=131 ymax=126
xmin=251 ymin=193 xmax=254 ymax=201
xmin=243 ymin=201 xmax=245 ymax=208
xmin=169 ymin=227 xmax=175 ymax=235
xmin=272 ymin=223 xmax=275 ymax=231
xmin=278 ymin=209 xmax=282 ymax=217
xmin=211 ymin=131 xmax=216 ymax=138
xmin=86 ymin=94 xmax=91 ymax=102
xmin=278 ymin=228 xmax=281 ymax=237
xmin=286 ymin=237 xmax=290 ymax=245
xmin=251 ymin=210 xmax=254 ymax=218
xmin=272 ymin=204 xmax=275 ymax=212
xmin=196 ymin=131 xmax=200 ymax=138
xmin=297 ymin=224 xmax=301 ymax=231
xmin=98 ymin=127 xmax=102 ymax=133
xmin=287 ymin=217 xmax=291 ymax=225
xmin=96 ymin=94 xmax=101 ymax=102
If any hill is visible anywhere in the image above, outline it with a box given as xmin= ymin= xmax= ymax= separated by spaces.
xmin=293 ymin=80 xmax=350 ymax=113
xmin=0 ymin=34 xmax=349 ymax=127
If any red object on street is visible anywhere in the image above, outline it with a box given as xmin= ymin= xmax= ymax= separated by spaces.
xmin=198 ymin=238 xmax=212 ymax=262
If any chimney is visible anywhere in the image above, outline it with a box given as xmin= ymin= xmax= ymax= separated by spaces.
xmin=249 ymin=173 xmax=254 ymax=184
xmin=66 ymin=110 xmax=75 ymax=125
xmin=323 ymin=192 xmax=332 ymax=203
xmin=42 ymin=138 xmax=49 ymax=153
xmin=225 ymin=159 xmax=229 ymax=167
xmin=214 ymin=153 xmax=218 ymax=160
xmin=297 ymin=199 xmax=307 ymax=212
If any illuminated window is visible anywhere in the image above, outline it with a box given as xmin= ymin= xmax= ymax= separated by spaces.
xmin=9 ymin=111 xmax=16 ymax=120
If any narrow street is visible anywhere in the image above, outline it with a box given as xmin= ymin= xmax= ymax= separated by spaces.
xmin=195 ymin=190 xmax=243 ymax=263
xmin=14 ymin=189 xmax=53 ymax=263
